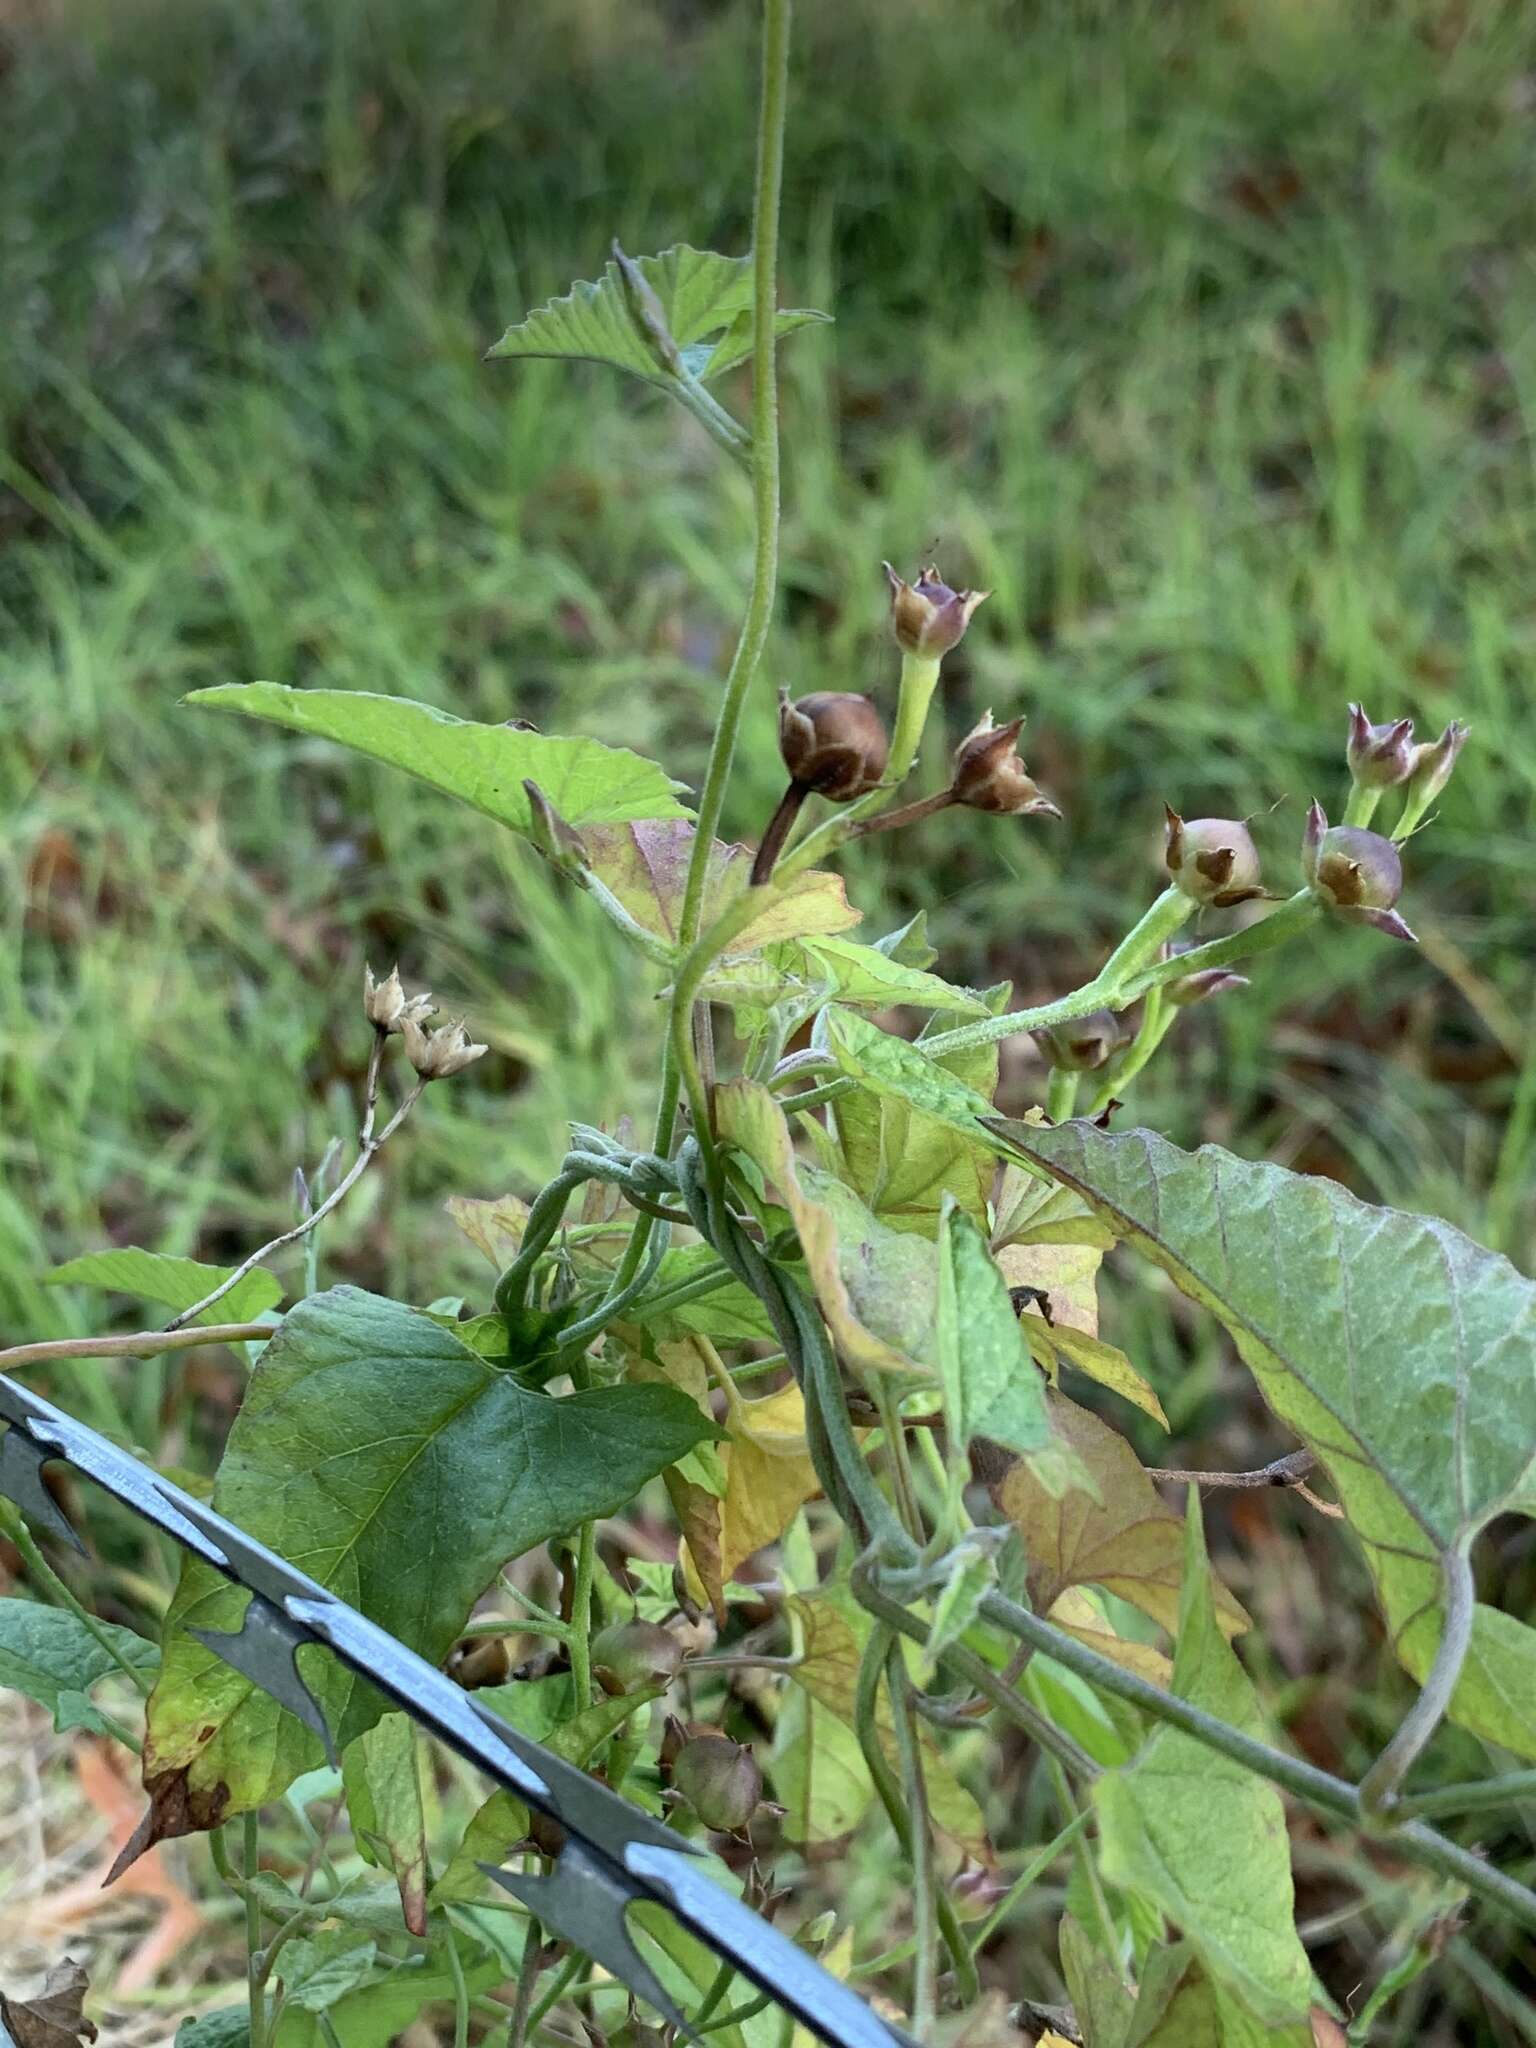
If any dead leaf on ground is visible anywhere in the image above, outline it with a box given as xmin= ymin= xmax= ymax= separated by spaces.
xmin=0 ymin=1957 xmax=99 ymax=2046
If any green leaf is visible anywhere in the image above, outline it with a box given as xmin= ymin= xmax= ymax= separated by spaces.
xmin=46 ymin=1249 xmax=282 ymax=1325
xmin=273 ymin=1932 xmax=377 ymax=2013
xmin=1125 ymin=1945 xmax=1318 ymax=2047
xmin=187 ymin=685 xmax=688 ymax=840
xmin=139 ymin=1288 xmax=716 ymax=1835
xmin=1006 ymin=1119 xmax=1536 ymax=1757
xmin=936 ymin=1200 xmax=1050 ymax=1458
xmin=488 ymin=244 xmax=829 ymax=386
xmin=827 ymin=1015 xmax=1002 ymax=1234
xmin=823 ymin=1007 xmax=1010 ymax=1162
xmin=1060 ymin=1913 xmax=1135 ymax=2048
xmin=342 ymin=1713 xmax=428 ymax=1935
xmin=704 ymin=935 xmax=990 ymax=1019
xmin=270 ymin=1950 xmax=502 ymax=2048
xmin=920 ymin=1540 xmax=998 ymax=1680
xmin=175 ymin=2012 xmax=249 ymax=2048
xmin=717 ymin=1080 xmax=938 ymax=1376
xmin=1093 ymin=1497 xmax=1312 ymax=2030
xmin=0 ymin=1597 xmax=158 ymax=1729
xmin=621 ymin=1244 xmax=777 ymax=1344
xmin=771 ymin=1686 xmax=874 ymax=1845
xmin=433 ymin=1683 xmax=656 ymax=1903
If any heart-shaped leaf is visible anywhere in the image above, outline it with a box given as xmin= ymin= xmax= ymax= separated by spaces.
xmin=187 ymin=686 xmax=688 ymax=839
xmin=1000 ymin=1119 xmax=1536 ymax=1758
xmin=133 ymin=1288 xmax=716 ymax=1846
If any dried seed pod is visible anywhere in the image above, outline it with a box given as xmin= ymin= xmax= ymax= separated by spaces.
xmin=1301 ymin=801 xmax=1416 ymax=942
xmin=1164 ymin=808 xmax=1265 ymax=907
xmin=670 ymin=1732 xmax=764 ymax=1833
xmin=777 ymin=690 xmax=890 ymax=800
xmin=590 ymin=1618 xmax=684 ymax=1697
xmin=447 ymin=1634 xmax=513 ymax=1689
xmin=400 ymin=1014 xmax=489 ymax=1080
xmin=1033 ymin=1010 xmax=1123 ymax=1072
xmin=1346 ymin=705 xmax=1416 ymax=789
xmin=951 ymin=713 xmax=1061 ymax=818
xmin=883 ymin=562 xmax=989 ymax=658
xmin=363 ymin=964 xmax=435 ymax=1036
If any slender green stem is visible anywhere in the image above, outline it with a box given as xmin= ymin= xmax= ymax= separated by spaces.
xmin=888 ymin=1645 xmax=940 ymax=2032
xmin=1344 ymin=785 xmax=1383 ymax=829
xmin=495 ymin=1167 xmax=587 ymax=1314
xmin=1360 ymin=1546 xmax=1476 ymax=1819
xmin=696 ymin=1958 xmax=738 ymax=2026
xmin=245 ymin=1812 xmax=267 ymax=2048
xmin=958 ymin=1583 xmax=1536 ymax=1931
xmin=524 ymin=1946 xmax=584 ymax=2034
xmin=3 ymin=1508 xmax=154 ymax=1698
xmin=1118 ymin=890 xmax=1322 ymax=1001
xmin=968 ymin=1811 xmax=1092 ymax=1955
xmin=0 ymin=1322 xmax=273 ymax=1370
xmin=1045 ymin=1068 xmax=1079 ymax=1123
xmin=698 ymin=1991 xmax=777 ymax=2033
xmin=1041 ymin=1743 xmax=1123 ymax=1974
xmin=872 ymin=1376 xmax=924 ymax=1543
xmin=445 ymin=1922 xmax=471 ymax=2048
xmin=670 ymin=371 xmax=753 ymax=464
xmin=1400 ymin=1768 xmax=1536 ymax=1823
xmin=1095 ymin=885 xmax=1194 ymax=987
xmin=780 ymin=1077 xmax=856 ymax=1117
xmin=569 ymin=1516 xmax=597 ymax=1708
xmin=851 ymin=1623 xmax=979 ymax=2004
xmin=1086 ymin=984 xmax=1173 ymax=1117
xmin=506 ymin=1912 xmax=547 ymax=2048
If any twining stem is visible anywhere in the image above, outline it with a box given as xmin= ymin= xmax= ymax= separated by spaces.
xmin=506 ymin=1913 xmax=547 ymax=2048
xmin=445 ymin=1922 xmax=471 ymax=2048
xmin=1086 ymin=983 xmax=1172 ymax=1117
xmin=1359 ymin=1545 xmax=1476 ymax=1820
xmin=887 ymin=1645 xmax=940 ymax=2033
xmin=167 ymin=1067 xmax=425 ymax=1329
xmin=2 ymin=1504 xmax=153 ymax=1699
xmin=967 ymin=1811 xmax=1092 ymax=1955
xmin=1400 ymin=1768 xmax=1536 ymax=1822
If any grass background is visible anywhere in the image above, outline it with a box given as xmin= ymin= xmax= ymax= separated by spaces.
xmin=2 ymin=0 xmax=1535 ymax=2037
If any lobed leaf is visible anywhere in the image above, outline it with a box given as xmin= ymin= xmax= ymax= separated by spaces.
xmin=1002 ymin=1119 xmax=1536 ymax=1756
xmin=187 ymin=685 xmax=688 ymax=839
xmin=487 ymin=244 xmax=829 ymax=385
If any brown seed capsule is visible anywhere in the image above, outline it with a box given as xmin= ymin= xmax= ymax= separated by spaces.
xmin=951 ymin=713 xmax=1062 ymax=818
xmin=1346 ymin=705 xmax=1416 ymax=789
xmin=777 ymin=690 xmax=890 ymax=800
xmin=1032 ymin=1009 xmax=1123 ymax=1072
xmin=447 ymin=1635 xmax=512 ymax=1690
xmin=883 ymin=562 xmax=990 ymax=659
xmin=1164 ymin=808 xmax=1265 ymax=907
xmin=1301 ymin=801 xmax=1416 ymax=942
xmin=670 ymin=1733 xmax=764 ymax=1833
xmin=590 ymin=1618 xmax=684 ymax=1697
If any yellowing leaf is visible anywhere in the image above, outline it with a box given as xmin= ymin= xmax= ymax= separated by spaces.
xmin=698 ymin=1382 xmax=825 ymax=1594
xmin=1093 ymin=1503 xmax=1313 ymax=2031
xmin=831 ymin=1025 xmax=1002 ymax=1234
xmin=772 ymin=1687 xmax=874 ymax=1845
xmin=443 ymin=1194 xmax=530 ymax=1269
xmin=999 ymin=1391 xmax=1248 ymax=1639
xmin=998 ymin=1238 xmax=1101 ymax=1336
xmin=1049 ymin=1587 xmax=1173 ymax=1689
xmin=716 ymin=1080 xmax=937 ymax=1376
xmin=1021 ymin=1315 xmax=1169 ymax=1430
xmin=789 ymin=1586 xmax=990 ymax=1863
xmin=583 ymin=818 xmax=858 ymax=952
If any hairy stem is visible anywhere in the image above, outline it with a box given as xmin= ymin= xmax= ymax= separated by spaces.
xmin=0 ymin=1323 xmax=275 ymax=1370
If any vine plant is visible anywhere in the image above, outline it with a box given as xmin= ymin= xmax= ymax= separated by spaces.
xmin=3 ymin=4 xmax=1531 ymax=2047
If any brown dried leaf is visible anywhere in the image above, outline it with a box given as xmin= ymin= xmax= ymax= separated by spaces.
xmin=444 ymin=1194 xmax=531 ymax=1269
xmin=0 ymin=1959 xmax=99 ymax=2047
xmin=999 ymin=1391 xmax=1248 ymax=1638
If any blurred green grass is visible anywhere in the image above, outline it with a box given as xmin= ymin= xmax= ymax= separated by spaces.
xmin=2 ymin=0 xmax=1534 ymax=1347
